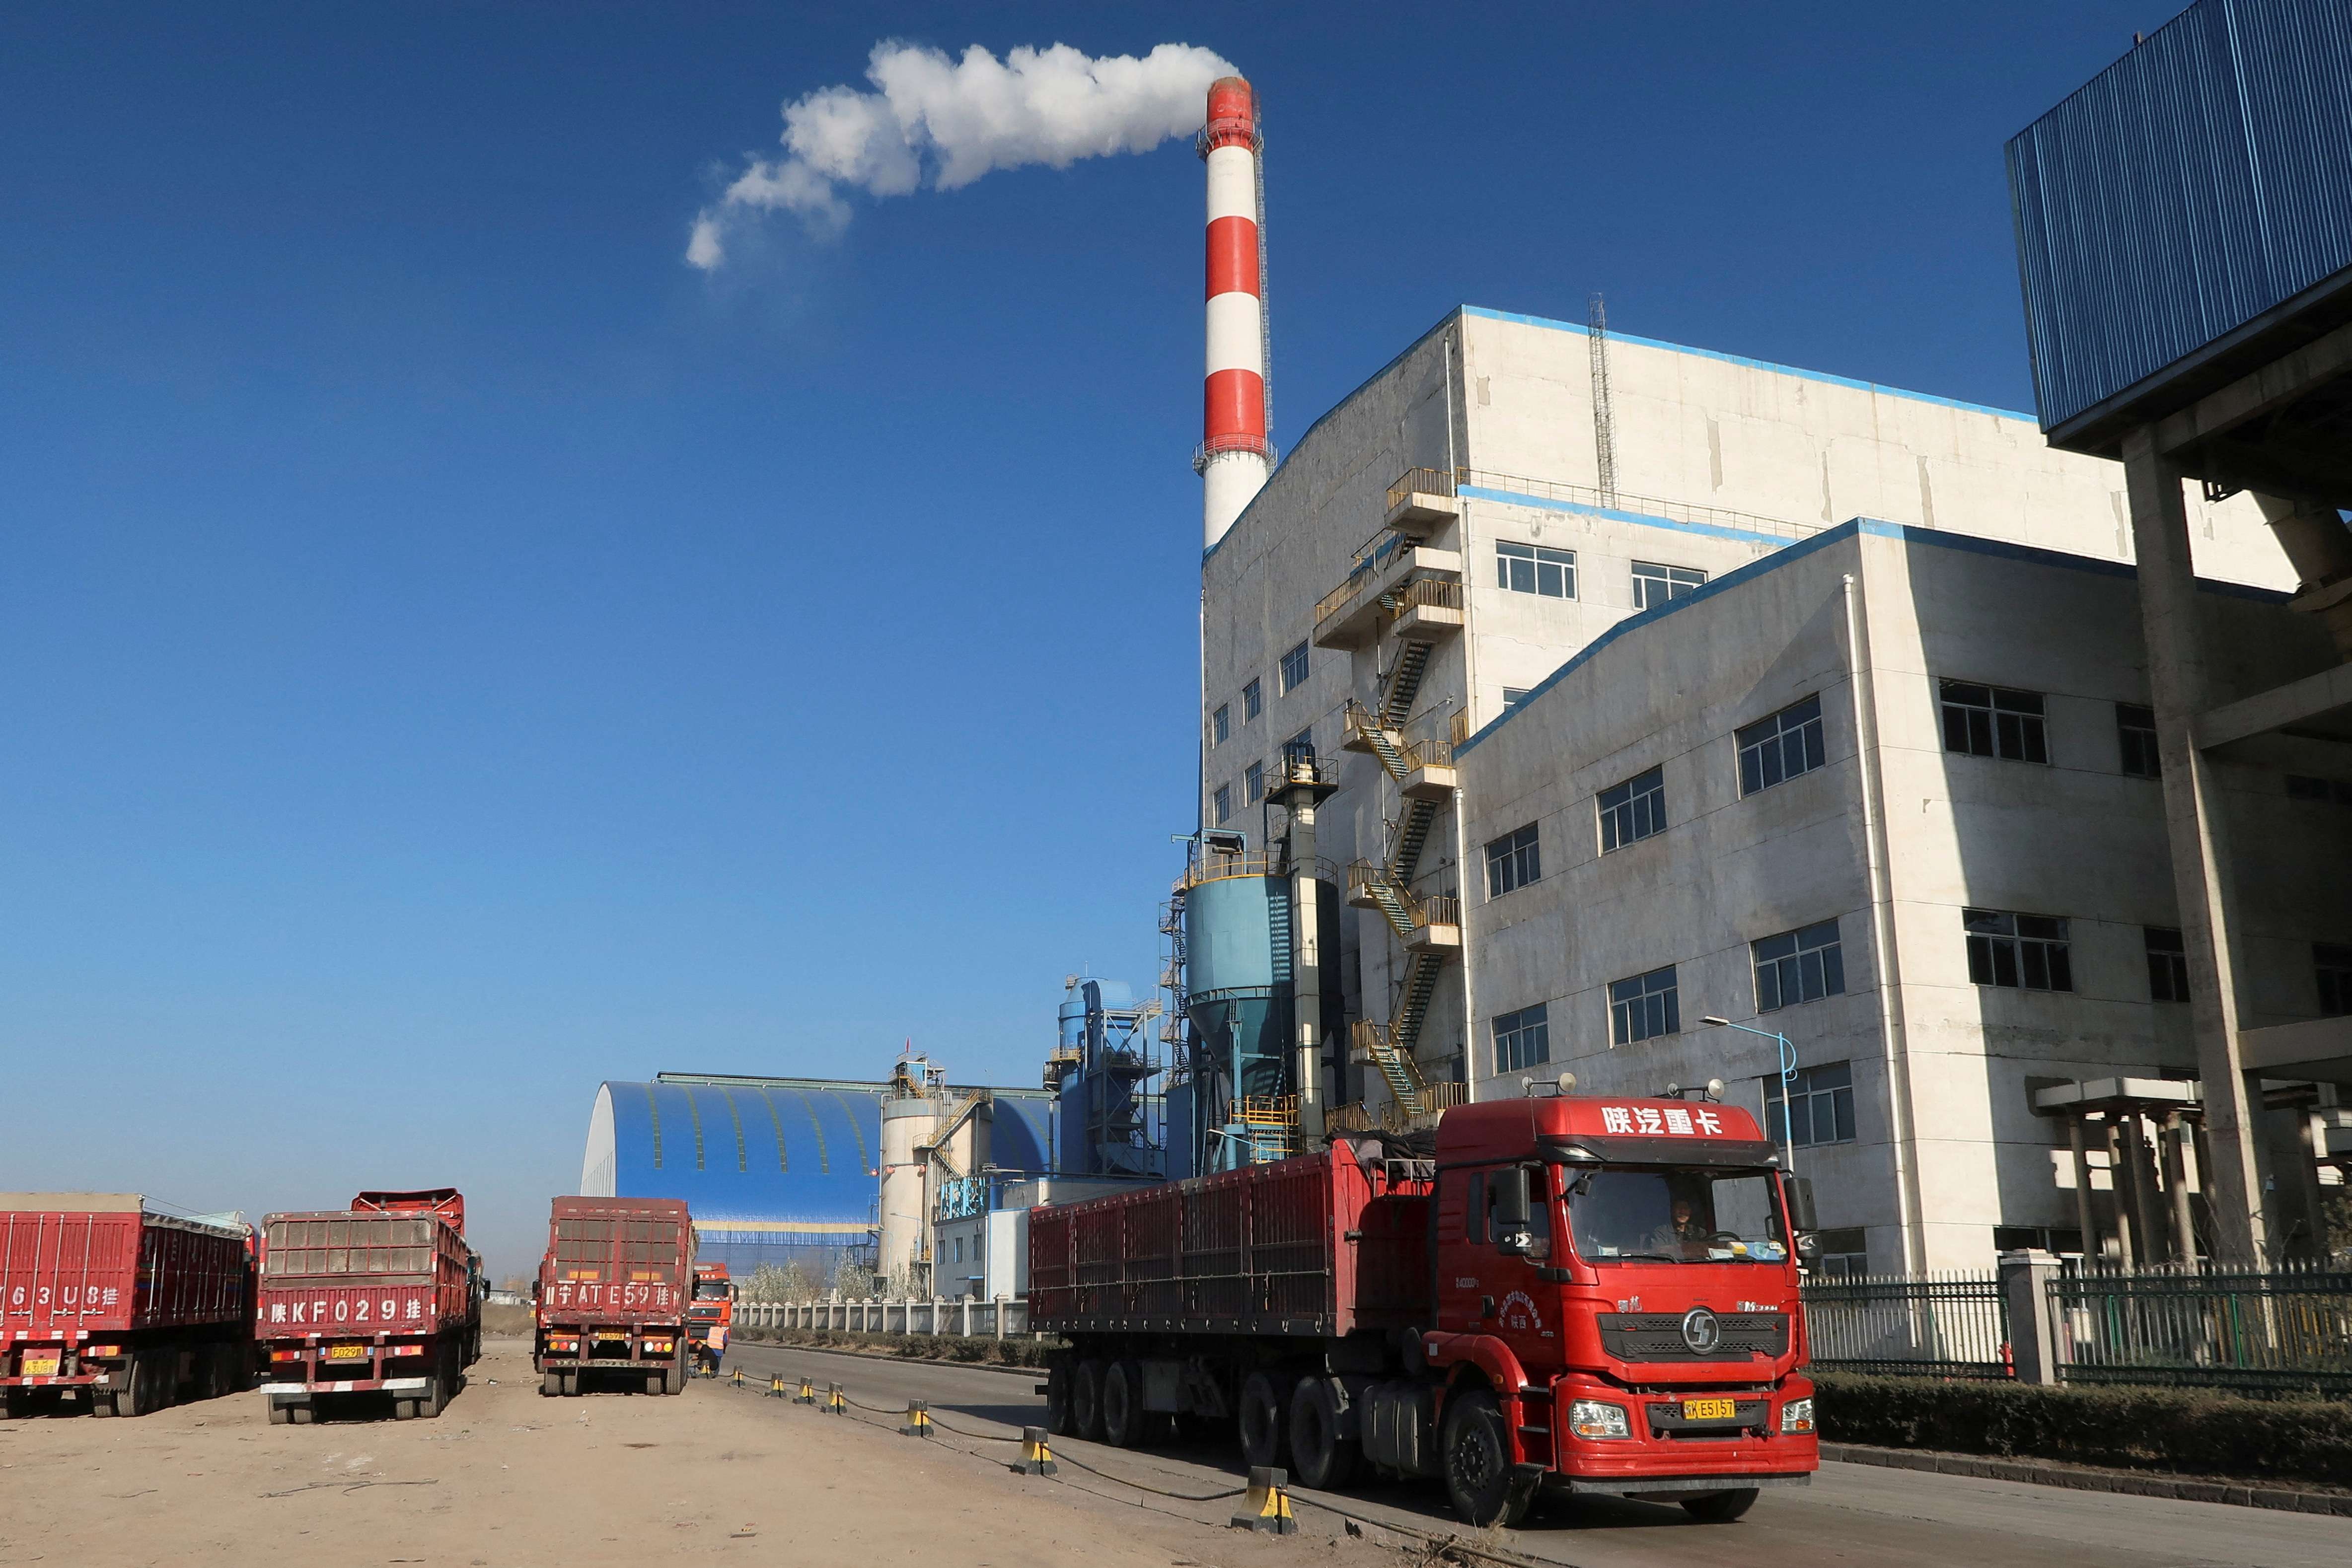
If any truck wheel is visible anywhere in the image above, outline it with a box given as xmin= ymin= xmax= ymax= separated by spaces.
xmin=1288 ymin=1377 xmax=1359 ymax=1491
xmin=1070 ymin=1359 xmax=1106 ymax=1441
xmin=2 ymin=1389 xmax=32 ymax=1420
xmin=663 ymin=1355 xmax=686 ymax=1395
xmin=1238 ymin=1372 xmax=1290 ymax=1469
xmin=289 ymin=1403 xmax=315 ymax=1425
xmin=267 ymin=1400 xmax=291 ymax=1425
xmin=1043 ymin=1360 xmax=1076 ymax=1437
xmin=1101 ymin=1361 xmax=1150 ymax=1449
xmin=1441 ymin=1386 xmax=1527 ymax=1529
xmin=1680 ymin=1489 xmax=1759 ymax=1523
xmin=392 ymin=1399 xmax=417 ymax=1421
xmin=90 ymin=1387 xmax=121 ymax=1419
xmin=541 ymin=1371 xmax=562 ymax=1398
xmin=123 ymin=1353 xmax=160 ymax=1418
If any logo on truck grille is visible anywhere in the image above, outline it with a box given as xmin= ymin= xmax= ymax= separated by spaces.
xmin=1680 ymin=1306 xmax=1722 ymax=1355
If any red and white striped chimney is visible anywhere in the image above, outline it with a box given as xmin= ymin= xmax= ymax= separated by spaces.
xmin=1198 ymin=75 xmax=1269 ymax=549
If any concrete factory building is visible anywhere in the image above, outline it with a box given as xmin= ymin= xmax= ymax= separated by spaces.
xmin=1188 ymin=298 xmax=2350 ymax=1272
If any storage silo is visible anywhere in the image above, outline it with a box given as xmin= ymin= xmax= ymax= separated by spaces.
xmin=877 ymin=1063 xmax=945 ymax=1291
xmin=1180 ymin=856 xmax=1340 ymax=1170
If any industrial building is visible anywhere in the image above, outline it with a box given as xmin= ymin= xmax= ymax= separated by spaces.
xmin=1170 ymin=43 xmax=2346 ymax=1272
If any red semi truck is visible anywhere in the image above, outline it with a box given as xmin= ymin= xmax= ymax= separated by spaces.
xmin=1 ymin=1193 xmax=253 ymax=1418
xmin=1029 ymin=1093 xmax=1820 ymax=1527
xmin=255 ymin=1188 xmax=483 ymax=1423
xmin=533 ymin=1197 xmax=694 ymax=1396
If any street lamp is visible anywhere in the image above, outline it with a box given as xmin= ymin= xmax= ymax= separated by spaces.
xmin=1702 ymin=1016 xmax=1799 ymax=1173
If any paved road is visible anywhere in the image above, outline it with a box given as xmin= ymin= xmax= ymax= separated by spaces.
xmin=726 ymin=1341 xmax=2351 ymax=1568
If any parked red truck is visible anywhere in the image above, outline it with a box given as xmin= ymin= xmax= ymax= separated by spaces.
xmin=255 ymin=1188 xmax=483 ymax=1423
xmin=1029 ymin=1092 xmax=1820 ymax=1526
xmin=533 ymin=1197 xmax=694 ymax=1396
xmin=1 ymin=1193 xmax=252 ymax=1418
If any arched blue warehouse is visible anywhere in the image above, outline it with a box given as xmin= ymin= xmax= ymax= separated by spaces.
xmin=579 ymin=1074 xmax=1057 ymax=1277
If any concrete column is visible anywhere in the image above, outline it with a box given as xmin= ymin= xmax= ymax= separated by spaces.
xmin=2161 ymin=1111 xmax=2198 ymax=1263
xmin=1997 ymin=1249 xmax=2063 ymax=1385
xmin=2122 ymin=428 xmax=2272 ymax=1265
xmin=2106 ymin=1118 xmax=2140 ymax=1268
xmin=2067 ymin=1113 xmax=2099 ymax=1260
xmin=2127 ymin=1115 xmax=2169 ymax=1264
xmin=1290 ymin=795 xmax=1326 ymax=1142
xmin=993 ymin=1295 xmax=1007 ymax=1341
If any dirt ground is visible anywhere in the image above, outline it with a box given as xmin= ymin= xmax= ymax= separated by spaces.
xmin=0 ymin=1339 xmax=1408 ymax=1568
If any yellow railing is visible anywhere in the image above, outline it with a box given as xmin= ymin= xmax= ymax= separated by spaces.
xmin=1346 ymin=863 xmax=1460 ymax=932
xmin=1387 ymin=576 xmax=1464 ymax=616
xmin=1387 ymin=467 xmax=1461 ymax=511
xmin=1401 ymin=733 xmax=1455 ymax=772
xmin=1176 ymin=851 xmax=1334 ymax=893
xmin=1314 ymin=531 xmax=1424 ymax=624
xmin=1237 ymin=1094 xmax=1298 ymax=1128
xmin=1325 ymin=1082 xmax=1469 ymax=1133
xmin=1418 ymin=894 xmax=1462 ymax=929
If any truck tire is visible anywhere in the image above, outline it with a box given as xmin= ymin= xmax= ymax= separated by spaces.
xmin=124 ymin=1352 xmax=162 ymax=1418
xmin=662 ymin=1354 xmax=686 ymax=1395
xmin=289 ymin=1403 xmax=316 ymax=1425
xmin=267 ymin=1399 xmax=291 ymax=1425
xmin=1441 ymin=1386 xmax=1528 ymax=1529
xmin=392 ymin=1399 xmax=417 ymax=1421
xmin=1238 ymin=1372 xmax=1290 ymax=1469
xmin=1288 ymin=1377 xmax=1359 ymax=1491
xmin=1043 ymin=1360 xmax=1076 ymax=1437
xmin=541 ymin=1370 xmax=563 ymax=1397
xmin=1101 ymin=1360 xmax=1149 ymax=1449
xmin=1070 ymin=1359 xmax=1106 ymax=1442
xmin=1680 ymin=1489 xmax=1759 ymax=1523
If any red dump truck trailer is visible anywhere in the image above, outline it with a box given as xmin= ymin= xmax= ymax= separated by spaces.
xmin=1 ymin=1194 xmax=252 ymax=1418
xmin=256 ymin=1188 xmax=482 ymax=1423
xmin=1030 ymin=1093 xmax=1820 ymax=1527
xmin=533 ymin=1197 xmax=693 ymax=1396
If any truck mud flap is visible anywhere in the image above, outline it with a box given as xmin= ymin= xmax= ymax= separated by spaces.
xmin=1505 ymin=1464 xmax=1545 ymax=1519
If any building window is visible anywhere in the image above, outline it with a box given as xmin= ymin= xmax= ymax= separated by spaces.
xmin=1766 ymin=1061 xmax=1855 ymax=1148
xmin=1496 ymin=540 xmax=1576 ymax=599
xmin=1754 ymin=919 xmax=1845 ymax=1011
xmin=1503 ymin=687 xmax=1533 ymax=710
xmin=1243 ymin=678 xmax=1262 ymax=721
xmin=1941 ymin=679 xmax=2049 ymax=763
xmin=1965 ymin=909 xmax=2072 ymax=992
xmin=1597 ymin=766 xmax=1666 ymax=852
xmin=1244 ymin=760 xmax=1264 ymax=804
xmin=1211 ymin=704 xmax=1229 ymax=746
xmin=1736 ymin=694 xmax=1826 ymax=796
xmin=1281 ymin=728 xmax=1315 ymax=771
xmin=2145 ymin=927 xmax=2190 ymax=1002
xmin=1484 ymin=822 xmax=1541 ymax=897
xmin=2318 ymin=943 xmax=2352 ymax=1016
xmin=1278 ymin=641 xmax=1310 ymax=694
xmin=1809 ymin=1227 xmax=1869 ymax=1277
xmin=2117 ymin=703 xmax=2159 ymax=778
xmin=1492 ymin=1003 xmax=1550 ymax=1073
xmin=1631 ymin=561 xmax=1706 ymax=610
xmin=1213 ymin=785 xmax=1231 ymax=825
xmin=2286 ymin=775 xmax=2352 ymax=803
xmin=1608 ymin=966 xmax=1680 ymax=1045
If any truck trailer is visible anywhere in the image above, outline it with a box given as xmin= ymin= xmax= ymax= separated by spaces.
xmin=1029 ymin=1093 xmax=1820 ymax=1527
xmin=1 ymin=1193 xmax=252 ymax=1418
xmin=533 ymin=1197 xmax=694 ymax=1396
xmin=255 ymin=1188 xmax=483 ymax=1423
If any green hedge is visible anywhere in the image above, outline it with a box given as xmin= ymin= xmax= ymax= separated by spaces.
xmin=736 ymin=1325 xmax=1059 ymax=1368
xmin=1814 ymin=1371 xmax=2352 ymax=1491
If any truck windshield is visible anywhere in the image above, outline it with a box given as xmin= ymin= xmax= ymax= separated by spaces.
xmin=1564 ymin=1166 xmax=1787 ymax=1265
xmin=693 ymin=1281 xmax=730 ymax=1299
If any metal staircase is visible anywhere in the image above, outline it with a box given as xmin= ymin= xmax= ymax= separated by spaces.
xmin=1340 ymin=616 xmax=1463 ymax=1108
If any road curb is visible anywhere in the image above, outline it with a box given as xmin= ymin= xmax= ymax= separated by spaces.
xmin=730 ymin=1338 xmax=1042 ymax=1380
xmin=1820 ymin=1442 xmax=2352 ymax=1516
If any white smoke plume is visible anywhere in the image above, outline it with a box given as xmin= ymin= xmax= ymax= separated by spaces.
xmin=687 ymin=40 xmax=1235 ymax=269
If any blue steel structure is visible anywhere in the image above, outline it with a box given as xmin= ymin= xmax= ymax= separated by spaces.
xmin=2007 ymin=0 xmax=2352 ymax=447
xmin=1049 ymin=979 xmax=1166 ymax=1179
xmin=580 ymin=1074 xmax=1056 ymax=1278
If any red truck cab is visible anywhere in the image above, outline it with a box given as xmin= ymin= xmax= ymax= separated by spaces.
xmin=1417 ymin=1094 xmax=1816 ymax=1523
xmin=687 ymin=1263 xmax=734 ymax=1366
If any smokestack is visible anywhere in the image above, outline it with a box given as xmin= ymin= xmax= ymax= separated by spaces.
xmin=1197 ymin=75 xmax=1270 ymax=549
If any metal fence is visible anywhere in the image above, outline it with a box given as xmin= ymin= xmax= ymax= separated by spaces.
xmin=1800 ymin=1272 xmax=2012 ymax=1379
xmin=738 ymin=1296 xmax=1030 ymax=1339
xmin=2050 ymin=1262 xmax=2352 ymax=1397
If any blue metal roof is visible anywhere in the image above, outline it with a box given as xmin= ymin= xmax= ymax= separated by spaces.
xmin=587 ymin=1077 xmax=1056 ymax=1249
xmin=2007 ymin=0 xmax=2352 ymax=438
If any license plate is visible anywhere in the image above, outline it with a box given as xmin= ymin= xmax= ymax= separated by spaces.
xmin=327 ymin=1345 xmax=369 ymax=1360
xmin=20 ymin=1357 xmax=60 ymax=1377
xmin=1682 ymin=1398 xmax=1738 ymax=1421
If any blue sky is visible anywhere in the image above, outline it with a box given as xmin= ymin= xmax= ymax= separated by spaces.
xmin=1 ymin=2 xmax=2167 ymax=1270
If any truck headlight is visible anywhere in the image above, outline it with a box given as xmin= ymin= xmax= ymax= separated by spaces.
xmin=1780 ymin=1397 xmax=1815 ymax=1434
xmin=1567 ymin=1399 xmax=1632 ymax=1440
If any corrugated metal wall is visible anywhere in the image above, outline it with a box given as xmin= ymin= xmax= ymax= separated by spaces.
xmin=2006 ymin=0 xmax=2352 ymax=431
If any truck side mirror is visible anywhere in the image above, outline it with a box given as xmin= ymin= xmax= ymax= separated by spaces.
xmin=1495 ymin=1167 xmax=1532 ymax=1230
xmin=1783 ymin=1174 xmax=1818 ymax=1235
xmin=529 ymin=1280 xmax=541 ymax=1301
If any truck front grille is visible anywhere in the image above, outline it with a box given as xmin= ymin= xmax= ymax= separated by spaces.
xmin=1596 ymin=1312 xmax=1788 ymax=1361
